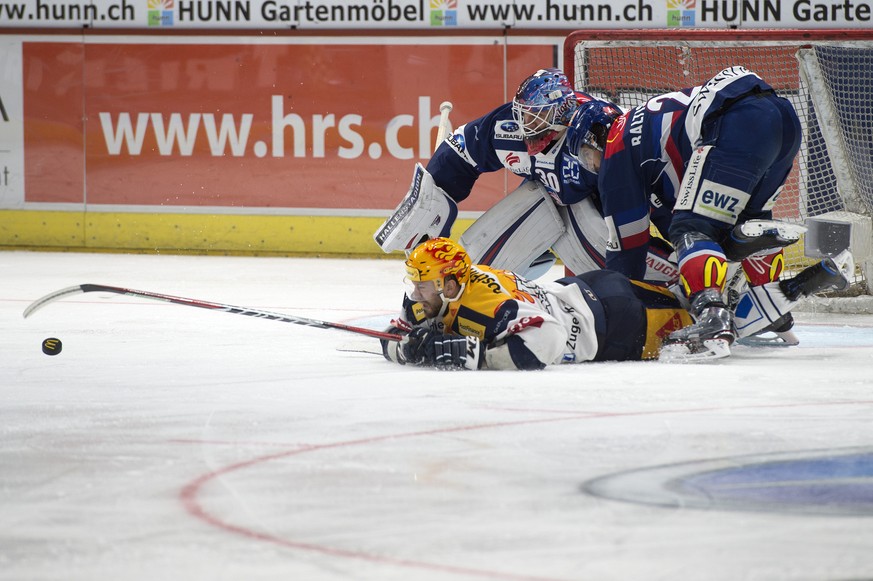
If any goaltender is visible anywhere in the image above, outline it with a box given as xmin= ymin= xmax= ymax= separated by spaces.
xmin=382 ymin=237 xmax=849 ymax=370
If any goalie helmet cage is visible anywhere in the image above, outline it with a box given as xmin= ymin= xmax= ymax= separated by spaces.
xmin=563 ymin=29 xmax=873 ymax=297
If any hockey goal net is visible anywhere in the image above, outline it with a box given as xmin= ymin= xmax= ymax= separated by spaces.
xmin=564 ymin=29 xmax=873 ymax=298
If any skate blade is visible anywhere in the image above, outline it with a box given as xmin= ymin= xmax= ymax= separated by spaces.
xmin=740 ymin=220 xmax=806 ymax=241
xmin=659 ymin=338 xmax=732 ymax=363
xmin=736 ymin=329 xmax=800 ymax=347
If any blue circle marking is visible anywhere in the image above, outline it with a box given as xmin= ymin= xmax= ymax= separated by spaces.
xmin=584 ymin=449 xmax=873 ymax=516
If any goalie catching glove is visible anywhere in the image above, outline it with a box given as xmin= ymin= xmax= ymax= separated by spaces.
xmin=382 ymin=327 xmax=484 ymax=370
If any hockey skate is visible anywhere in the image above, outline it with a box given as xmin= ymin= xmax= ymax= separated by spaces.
xmin=721 ymin=219 xmax=807 ymax=261
xmin=779 ymin=251 xmax=853 ymax=300
xmin=660 ymin=289 xmax=735 ymax=362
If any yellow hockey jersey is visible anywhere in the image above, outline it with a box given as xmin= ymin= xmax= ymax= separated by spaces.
xmin=400 ymin=265 xmax=601 ymax=369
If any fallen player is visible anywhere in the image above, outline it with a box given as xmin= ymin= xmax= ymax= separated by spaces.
xmin=382 ymin=238 xmax=851 ymax=369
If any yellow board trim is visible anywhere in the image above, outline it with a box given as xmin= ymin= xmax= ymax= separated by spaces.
xmin=0 ymin=210 xmax=476 ymax=256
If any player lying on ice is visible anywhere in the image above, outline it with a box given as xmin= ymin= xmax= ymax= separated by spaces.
xmin=381 ymin=238 xmax=851 ymax=370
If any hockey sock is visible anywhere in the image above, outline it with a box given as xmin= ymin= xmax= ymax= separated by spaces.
xmin=675 ymin=234 xmax=729 ymax=300
xmin=741 ymin=248 xmax=785 ymax=286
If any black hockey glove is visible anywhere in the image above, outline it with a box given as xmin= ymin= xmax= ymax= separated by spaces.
xmin=431 ymin=334 xmax=483 ymax=369
xmin=401 ymin=328 xmax=484 ymax=370
xmin=381 ymin=326 xmax=431 ymax=366
xmin=398 ymin=327 xmax=432 ymax=365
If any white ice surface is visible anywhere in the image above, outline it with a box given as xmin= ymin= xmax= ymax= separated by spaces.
xmin=4 ymin=251 xmax=873 ymax=581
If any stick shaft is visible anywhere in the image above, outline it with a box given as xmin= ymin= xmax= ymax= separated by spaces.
xmin=435 ymin=101 xmax=453 ymax=149
xmin=24 ymin=283 xmax=403 ymax=342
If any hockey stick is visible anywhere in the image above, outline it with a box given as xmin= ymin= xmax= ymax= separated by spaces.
xmin=23 ymin=283 xmax=403 ymax=342
xmin=435 ymin=101 xmax=453 ymax=148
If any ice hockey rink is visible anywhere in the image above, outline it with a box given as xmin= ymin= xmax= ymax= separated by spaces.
xmin=4 ymin=250 xmax=873 ymax=581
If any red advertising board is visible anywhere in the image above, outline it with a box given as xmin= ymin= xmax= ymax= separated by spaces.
xmin=24 ymin=40 xmax=555 ymax=213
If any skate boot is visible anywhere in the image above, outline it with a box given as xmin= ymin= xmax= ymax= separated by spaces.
xmin=780 ymin=254 xmax=852 ymax=301
xmin=722 ymin=220 xmax=806 ymax=261
xmin=661 ymin=289 xmax=735 ymax=361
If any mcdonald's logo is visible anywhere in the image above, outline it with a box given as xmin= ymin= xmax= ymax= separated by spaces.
xmin=704 ymin=256 xmax=728 ymax=289
xmin=769 ymin=253 xmax=784 ymax=281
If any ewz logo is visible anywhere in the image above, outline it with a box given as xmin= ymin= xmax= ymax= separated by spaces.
xmin=666 ymin=0 xmax=695 ymax=27
xmin=148 ymin=0 xmax=174 ymax=26
xmin=701 ymin=189 xmax=740 ymax=212
xmin=430 ymin=0 xmax=457 ymax=26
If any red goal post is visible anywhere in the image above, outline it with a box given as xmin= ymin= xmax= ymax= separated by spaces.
xmin=563 ymin=29 xmax=873 ymax=296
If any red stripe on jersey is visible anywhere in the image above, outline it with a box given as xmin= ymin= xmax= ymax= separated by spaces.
xmin=508 ymin=315 xmax=545 ymax=335
xmin=622 ymin=229 xmax=650 ymax=250
xmin=664 ymin=112 xmax=684 ymax=178
xmin=604 ymin=112 xmax=629 ymax=159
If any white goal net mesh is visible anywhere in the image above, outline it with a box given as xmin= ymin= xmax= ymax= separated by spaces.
xmin=565 ymin=31 xmax=873 ymax=294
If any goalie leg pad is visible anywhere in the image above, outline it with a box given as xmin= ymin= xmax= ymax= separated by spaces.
xmin=734 ymin=254 xmax=852 ymax=344
xmin=733 ymin=281 xmax=796 ymax=339
xmin=552 ymin=197 xmax=608 ymax=275
xmin=374 ymin=163 xmax=458 ymax=253
xmin=459 ymin=180 xmax=564 ymax=277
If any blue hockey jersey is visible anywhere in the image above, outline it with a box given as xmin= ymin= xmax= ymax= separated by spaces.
xmin=425 ymin=99 xmax=599 ymax=207
xmin=598 ymin=67 xmax=775 ymax=279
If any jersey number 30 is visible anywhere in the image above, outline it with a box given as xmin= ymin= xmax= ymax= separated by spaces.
xmin=534 ymin=168 xmax=561 ymax=194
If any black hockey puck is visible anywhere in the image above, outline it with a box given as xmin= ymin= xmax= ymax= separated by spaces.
xmin=42 ymin=337 xmax=62 ymax=356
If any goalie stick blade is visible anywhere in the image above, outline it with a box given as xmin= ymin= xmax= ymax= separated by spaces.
xmin=658 ymin=338 xmax=732 ymax=363
xmin=23 ymin=283 xmax=403 ymax=343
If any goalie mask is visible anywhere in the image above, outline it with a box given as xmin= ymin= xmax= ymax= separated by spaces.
xmin=404 ymin=238 xmax=471 ymax=316
xmin=566 ymin=98 xmax=622 ymax=174
xmin=512 ymin=68 xmax=578 ymax=156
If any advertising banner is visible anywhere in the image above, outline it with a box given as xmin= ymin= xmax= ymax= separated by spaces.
xmin=22 ymin=38 xmax=555 ymax=213
xmin=0 ymin=0 xmax=868 ymax=31
xmin=0 ymin=39 xmax=23 ymax=208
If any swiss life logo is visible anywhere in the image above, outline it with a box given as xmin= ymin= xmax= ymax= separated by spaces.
xmin=148 ymin=0 xmax=174 ymax=26
xmin=430 ymin=0 xmax=458 ymax=26
xmin=667 ymin=0 xmax=695 ymax=26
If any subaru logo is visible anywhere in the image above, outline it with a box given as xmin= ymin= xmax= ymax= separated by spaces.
xmin=500 ymin=121 xmax=519 ymax=132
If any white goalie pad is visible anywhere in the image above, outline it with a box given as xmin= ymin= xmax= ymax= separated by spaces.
xmin=552 ymin=197 xmax=610 ymax=275
xmin=459 ymin=180 xmax=564 ymax=276
xmin=733 ymin=281 xmax=796 ymax=339
xmin=374 ymin=163 xmax=458 ymax=253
